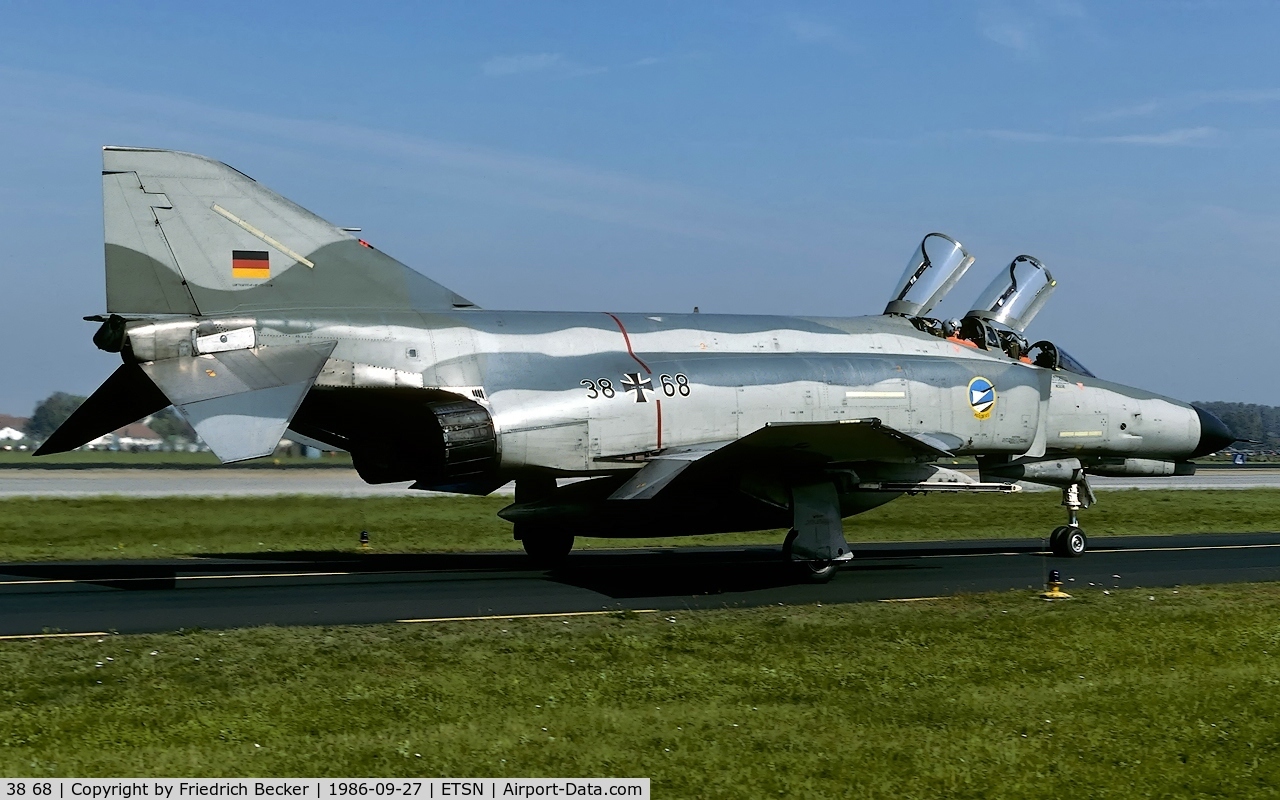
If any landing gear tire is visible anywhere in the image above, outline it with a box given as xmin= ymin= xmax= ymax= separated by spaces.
xmin=782 ymin=528 xmax=799 ymax=559
xmin=800 ymin=561 xmax=839 ymax=584
xmin=519 ymin=527 xmax=575 ymax=567
xmin=1049 ymin=525 xmax=1087 ymax=558
xmin=783 ymin=529 xmax=840 ymax=583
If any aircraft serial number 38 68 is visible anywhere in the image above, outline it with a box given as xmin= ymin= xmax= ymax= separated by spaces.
xmin=40 ymin=148 xmax=1236 ymax=581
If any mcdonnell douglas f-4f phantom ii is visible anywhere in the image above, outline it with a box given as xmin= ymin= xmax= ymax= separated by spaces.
xmin=39 ymin=147 xmax=1238 ymax=580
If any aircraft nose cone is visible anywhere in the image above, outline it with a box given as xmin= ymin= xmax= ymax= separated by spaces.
xmin=1191 ymin=406 xmax=1236 ymax=458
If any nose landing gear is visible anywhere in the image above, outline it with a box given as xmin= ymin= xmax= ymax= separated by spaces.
xmin=1049 ymin=525 xmax=1087 ymax=557
xmin=1049 ymin=481 xmax=1093 ymax=557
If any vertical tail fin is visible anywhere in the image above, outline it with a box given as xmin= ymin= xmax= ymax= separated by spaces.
xmin=103 ymin=146 xmax=475 ymax=315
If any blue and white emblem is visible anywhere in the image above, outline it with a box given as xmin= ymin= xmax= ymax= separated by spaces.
xmin=968 ymin=376 xmax=995 ymax=420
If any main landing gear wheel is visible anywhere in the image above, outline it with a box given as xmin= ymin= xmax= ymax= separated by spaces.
xmin=518 ymin=527 xmax=575 ymax=567
xmin=783 ymin=528 xmax=840 ymax=584
xmin=1049 ymin=525 xmax=1087 ymax=558
xmin=801 ymin=561 xmax=840 ymax=583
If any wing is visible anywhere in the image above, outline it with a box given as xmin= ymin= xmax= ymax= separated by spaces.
xmin=608 ymin=418 xmax=951 ymax=500
xmin=703 ymin=418 xmax=953 ymax=466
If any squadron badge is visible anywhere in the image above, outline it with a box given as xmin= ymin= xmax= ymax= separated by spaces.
xmin=968 ymin=376 xmax=996 ymax=420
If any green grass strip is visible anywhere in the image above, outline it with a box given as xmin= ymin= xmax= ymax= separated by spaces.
xmin=2 ymin=584 xmax=1279 ymax=796
xmin=0 ymin=489 xmax=1277 ymax=562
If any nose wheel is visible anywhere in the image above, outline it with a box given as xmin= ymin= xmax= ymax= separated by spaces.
xmin=1049 ymin=480 xmax=1093 ymax=558
xmin=1049 ymin=525 xmax=1087 ymax=557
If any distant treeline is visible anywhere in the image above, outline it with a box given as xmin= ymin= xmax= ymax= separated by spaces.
xmin=25 ymin=392 xmax=195 ymax=442
xmin=1194 ymin=402 xmax=1280 ymax=449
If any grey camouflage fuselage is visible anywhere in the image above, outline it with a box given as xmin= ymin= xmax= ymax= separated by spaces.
xmin=42 ymin=147 xmax=1232 ymax=550
xmin=264 ymin=308 xmax=1202 ymax=468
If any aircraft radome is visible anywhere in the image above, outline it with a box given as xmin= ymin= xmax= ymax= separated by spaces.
xmin=39 ymin=147 xmax=1239 ymax=581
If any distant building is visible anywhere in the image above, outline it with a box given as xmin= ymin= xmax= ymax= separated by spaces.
xmin=87 ymin=421 xmax=164 ymax=451
xmin=0 ymin=415 xmax=29 ymax=447
xmin=0 ymin=415 xmax=30 ymax=451
xmin=0 ymin=415 xmax=29 ymax=441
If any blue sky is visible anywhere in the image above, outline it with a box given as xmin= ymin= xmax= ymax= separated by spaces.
xmin=1 ymin=1 xmax=1277 ymax=414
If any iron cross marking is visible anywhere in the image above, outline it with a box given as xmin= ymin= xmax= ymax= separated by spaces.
xmin=621 ymin=372 xmax=653 ymax=403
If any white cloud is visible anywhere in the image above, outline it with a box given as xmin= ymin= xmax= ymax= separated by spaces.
xmin=978 ymin=1 xmax=1096 ymax=55
xmin=1098 ymin=127 xmax=1218 ymax=145
xmin=981 ymin=19 xmax=1036 ymax=53
xmin=481 ymin=53 xmax=606 ymax=78
xmin=482 ymin=53 xmax=565 ymax=77
xmin=1037 ymin=0 xmax=1087 ymax=19
xmin=783 ymin=15 xmax=855 ymax=52
xmin=0 ymin=66 xmax=845 ymax=260
xmin=974 ymin=126 xmax=1220 ymax=146
xmin=1092 ymin=89 xmax=1280 ymax=121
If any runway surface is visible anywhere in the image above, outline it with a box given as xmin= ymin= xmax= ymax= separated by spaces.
xmin=0 ymin=468 xmax=437 ymax=498
xmin=2 ymin=467 xmax=1278 ymax=497
xmin=2 ymin=533 xmax=1278 ymax=637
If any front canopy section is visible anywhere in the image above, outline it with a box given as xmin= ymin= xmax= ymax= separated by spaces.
xmin=883 ymin=233 xmax=975 ymax=317
xmin=965 ymin=255 xmax=1056 ymax=333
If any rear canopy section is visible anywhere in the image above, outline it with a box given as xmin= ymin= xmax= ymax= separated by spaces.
xmin=102 ymin=146 xmax=475 ymax=315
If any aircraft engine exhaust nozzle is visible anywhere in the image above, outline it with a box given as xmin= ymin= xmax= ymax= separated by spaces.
xmin=1191 ymin=406 xmax=1237 ymax=459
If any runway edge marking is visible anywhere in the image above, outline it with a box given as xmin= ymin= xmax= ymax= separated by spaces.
xmin=398 ymin=609 xmax=661 ymax=624
xmin=0 ymin=631 xmax=108 ymax=641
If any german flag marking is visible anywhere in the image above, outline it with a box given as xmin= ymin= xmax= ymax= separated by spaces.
xmin=231 ymin=249 xmax=270 ymax=279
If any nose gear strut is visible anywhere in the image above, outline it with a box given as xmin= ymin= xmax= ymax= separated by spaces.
xmin=1049 ymin=478 xmax=1094 ymax=558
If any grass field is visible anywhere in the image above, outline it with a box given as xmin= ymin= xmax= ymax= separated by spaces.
xmin=0 ymin=489 xmax=1276 ymax=562
xmin=0 ymin=450 xmax=353 ymax=468
xmin=2 ymin=583 xmax=1279 ymax=796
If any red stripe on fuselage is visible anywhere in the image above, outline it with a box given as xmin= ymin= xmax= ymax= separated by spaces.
xmin=605 ymin=313 xmax=651 ymax=374
xmin=656 ymin=398 xmax=663 ymax=449
xmin=605 ymin=312 xmax=661 ymax=450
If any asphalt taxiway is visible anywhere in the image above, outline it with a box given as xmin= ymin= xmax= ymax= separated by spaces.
xmin=2 ymin=466 xmax=1277 ymax=497
xmin=2 ymin=533 xmax=1278 ymax=637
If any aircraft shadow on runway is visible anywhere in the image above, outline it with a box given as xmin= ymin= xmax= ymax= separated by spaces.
xmin=0 ymin=546 xmax=934 ymax=596
xmin=0 ymin=562 xmax=180 ymax=590
xmin=547 ymin=557 xmax=924 ymax=599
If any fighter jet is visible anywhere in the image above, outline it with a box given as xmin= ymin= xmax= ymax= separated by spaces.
xmin=38 ymin=147 xmax=1237 ymax=580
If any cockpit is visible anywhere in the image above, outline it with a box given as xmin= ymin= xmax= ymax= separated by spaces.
xmin=883 ymin=233 xmax=1095 ymax=377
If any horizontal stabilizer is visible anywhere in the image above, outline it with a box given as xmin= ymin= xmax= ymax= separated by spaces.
xmin=140 ymin=342 xmax=336 ymax=463
xmin=180 ymin=384 xmax=316 ymax=463
xmin=34 ymin=364 xmax=170 ymax=456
